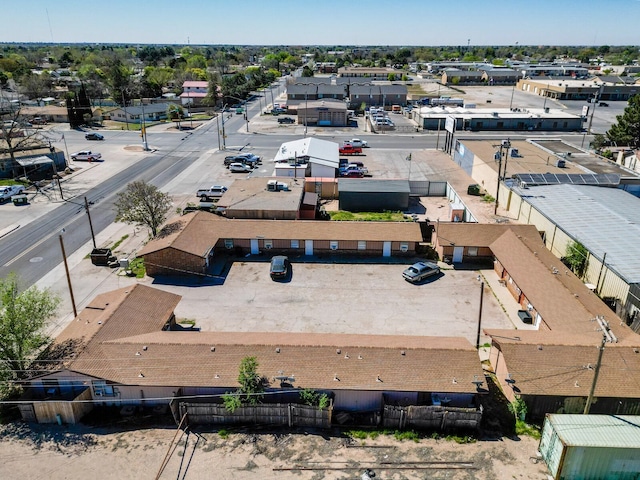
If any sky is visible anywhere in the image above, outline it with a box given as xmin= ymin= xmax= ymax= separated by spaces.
xmin=2 ymin=0 xmax=639 ymax=46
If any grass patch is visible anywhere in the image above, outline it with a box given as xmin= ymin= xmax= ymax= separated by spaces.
xmin=515 ymin=420 xmax=541 ymax=439
xmin=393 ymin=430 xmax=420 ymax=442
xmin=406 ymin=84 xmax=428 ymax=96
xmin=110 ymin=234 xmax=129 ymax=252
xmin=129 ymin=257 xmax=145 ymax=278
xmin=445 ymin=434 xmax=477 ymax=444
xmin=329 ymin=211 xmax=409 ymax=222
xmin=217 ymin=429 xmax=230 ymax=439
xmin=346 ymin=430 xmax=369 ymax=440
xmin=482 ymin=194 xmax=495 ymax=203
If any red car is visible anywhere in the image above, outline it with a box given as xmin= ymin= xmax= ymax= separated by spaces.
xmin=339 ymin=144 xmax=362 ymax=155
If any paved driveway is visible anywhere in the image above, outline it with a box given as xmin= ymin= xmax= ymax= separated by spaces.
xmin=148 ymin=262 xmax=514 ymax=345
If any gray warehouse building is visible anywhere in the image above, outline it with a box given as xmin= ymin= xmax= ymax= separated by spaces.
xmin=338 ymin=179 xmax=410 ymax=212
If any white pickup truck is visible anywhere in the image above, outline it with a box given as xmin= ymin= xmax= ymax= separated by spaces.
xmin=70 ymin=150 xmax=102 ymax=162
xmin=196 ymin=185 xmax=228 ymax=198
xmin=346 ymin=138 xmax=368 ymax=148
xmin=0 ymin=185 xmax=25 ymax=202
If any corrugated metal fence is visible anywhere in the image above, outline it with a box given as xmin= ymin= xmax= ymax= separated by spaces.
xmin=409 ymin=180 xmax=447 ymax=197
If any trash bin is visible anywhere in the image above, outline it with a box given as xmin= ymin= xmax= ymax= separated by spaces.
xmin=90 ymin=248 xmax=113 ymax=266
xmin=11 ymin=194 xmax=28 ymax=206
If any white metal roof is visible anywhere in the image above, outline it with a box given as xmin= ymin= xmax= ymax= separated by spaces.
xmin=511 ymin=184 xmax=640 ymax=284
xmin=274 ymin=138 xmax=339 ymax=168
xmin=546 ymin=414 xmax=640 ymax=448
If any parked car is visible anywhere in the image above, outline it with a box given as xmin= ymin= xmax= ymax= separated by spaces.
xmin=402 ymin=261 xmax=440 ymax=283
xmin=224 ymin=153 xmax=261 ymax=167
xmin=229 ymin=162 xmax=252 ymax=173
xmin=278 ymin=117 xmax=295 ymax=124
xmin=340 ymin=169 xmax=364 ymax=178
xmin=599 ymin=102 xmax=609 ymax=107
xmin=31 ymin=117 xmax=47 ymax=125
xmin=270 ymin=255 xmax=290 ymax=280
xmin=339 ymin=144 xmax=363 ymax=155
xmin=70 ymin=150 xmax=102 ymax=162
xmin=0 ymin=185 xmax=25 ymax=202
xmin=85 ymin=132 xmax=104 ymax=141
xmin=196 ymin=185 xmax=228 ymax=198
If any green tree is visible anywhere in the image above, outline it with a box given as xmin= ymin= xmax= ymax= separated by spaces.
xmin=114 ymin=181 xmax=172 ymax=237
xmin=605 ymin=94 xmax=640 ymax=148
xmin=237 ymin=356 xmax=264 ymax=405
xmin=562 ymin=241 xmax=589 ymax=279
xmin=301 ymin=65 xmax=314 ymax=77
xmin=0 ymin=273 xmax=60 ymax=393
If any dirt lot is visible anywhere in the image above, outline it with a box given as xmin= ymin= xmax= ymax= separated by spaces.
xmin=0 ymin=421 xmax=549 ymax=479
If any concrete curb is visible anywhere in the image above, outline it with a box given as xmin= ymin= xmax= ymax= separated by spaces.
xmin=0 ymin=224 xmax=20 ymax=238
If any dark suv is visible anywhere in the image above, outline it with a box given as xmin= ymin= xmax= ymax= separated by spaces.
xmin=224 ymin=153 xmax=261 ymax=167
xmin=278 ymin=117 xmax=295 ymax=124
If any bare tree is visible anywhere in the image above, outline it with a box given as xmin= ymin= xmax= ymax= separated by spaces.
xmin=0 ymin=106 xmax=47 ymax=175
xmin=114 ymin=181 xmax=172 ymax=237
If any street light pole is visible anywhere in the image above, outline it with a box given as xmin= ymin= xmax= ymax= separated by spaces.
xmin=84 ymin=196 xmax=96 ymax=249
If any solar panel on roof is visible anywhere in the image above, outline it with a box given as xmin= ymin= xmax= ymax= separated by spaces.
xmin=514 ymin=173 xmax=620 ymax=187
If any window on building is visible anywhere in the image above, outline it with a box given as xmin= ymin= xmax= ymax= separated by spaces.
xmin=224 ymin=239 xmax=234 ymax=249
xmin=93 ymin=381 xmax=115 ymax=397
xmin=358 ymin=241 xmax=366 ymax=250
xmin=468 ymin=247 xmax=478 ymax=256
xmin=291 ymin=240 xmax=299 ymax=249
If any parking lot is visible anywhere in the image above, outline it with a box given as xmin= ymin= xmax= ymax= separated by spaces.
xmin=147 ymin=261 xmax=514 ymax=346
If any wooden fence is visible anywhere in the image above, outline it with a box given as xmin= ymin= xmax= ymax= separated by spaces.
xmin=173 ymin=401 xmax=332 ymax=429
xmin=383 ymin=404 xmax=482 ymax=431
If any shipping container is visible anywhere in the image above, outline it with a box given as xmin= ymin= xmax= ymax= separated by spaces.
xmin=539 ymin=414 xmax=640 ymax=480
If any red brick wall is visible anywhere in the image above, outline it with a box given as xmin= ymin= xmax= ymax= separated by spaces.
xmin=142 ymin=248 xmax=206 ymax=276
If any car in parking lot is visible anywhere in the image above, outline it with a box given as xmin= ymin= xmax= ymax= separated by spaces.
xmin=270 ymin=255 xmax=290 ymax=280
xmin=402 ymin=261 xmax=440 ymax=283
xmin=0 ymin=185 xmax=26 ymax=202
xmin=85 ymin=132 xmax=104 ymax=141
xmin=340 ymin=169 xmax=364 ymax=178
xmin=224 ymin=153 xmax=261 ymax=167
xmin=278 ymin=117 xmax=295 ymax=124
xmin=229 ymin=162 xmax=252 ymax=173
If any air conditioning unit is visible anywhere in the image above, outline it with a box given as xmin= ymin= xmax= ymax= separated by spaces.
xmin=555 ymin=159 xmax=566 ymax=168
xmin=400 ymin=244 xmax=408 ymax=252
xmin=264 ymin=244 xmax=273 ymax=250
xmin=330 ymin=244 xmax=338 ymax=250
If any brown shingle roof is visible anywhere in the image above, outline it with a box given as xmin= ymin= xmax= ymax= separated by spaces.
xmin=58 ymin=285 xmax=483 ymax=393
xmin=490 ymin=229 xmax=633 ymax=341
xmin=494 ymin=342 xmax=640 ymax=398
xmin=70 ymin=332 xmax=484 ymax=393
xmin=436 ymin=223 xmax=541 ymax=248
xmin=139 ymin=211 xmax=423 ymax=258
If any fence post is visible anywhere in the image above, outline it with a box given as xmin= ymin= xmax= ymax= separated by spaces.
xmin=288 ymin=404 xmax=293 ymax=427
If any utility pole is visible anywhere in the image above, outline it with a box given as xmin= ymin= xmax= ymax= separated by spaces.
xmin=84 ymin=196 xmax=96 ymax=249
xmin=476 ymin=281 xmax=485 ymax=349
xmin=584 ymin=334 xmax=606 ymax=414
xmin=494 ymin=140 xmax=510 ymax=215
xmin=59 ymin=233 xmax=77 ymax=318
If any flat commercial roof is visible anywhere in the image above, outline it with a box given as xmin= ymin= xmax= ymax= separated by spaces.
xmin=511 ymin=183 xmax=640 ymax=283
